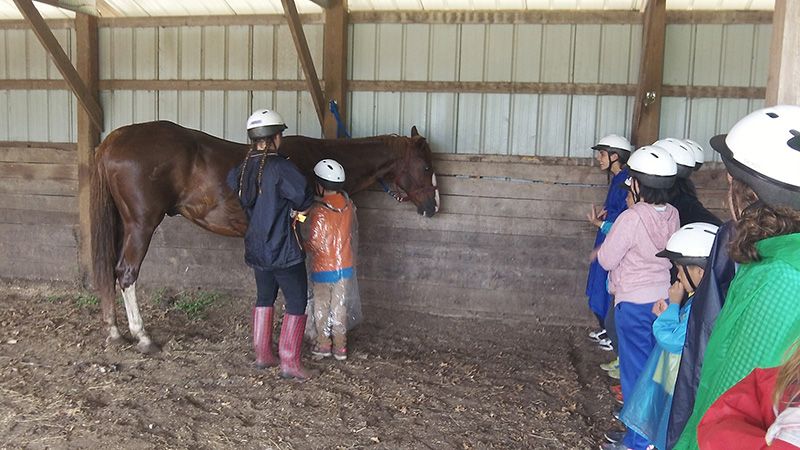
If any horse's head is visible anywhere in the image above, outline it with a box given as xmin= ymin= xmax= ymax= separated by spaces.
xmin=391 ymin=126 xmax=440 ymax=218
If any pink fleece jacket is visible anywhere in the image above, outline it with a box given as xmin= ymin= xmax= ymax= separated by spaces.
xmin=597 ymin=202 xmax=679 ymax=305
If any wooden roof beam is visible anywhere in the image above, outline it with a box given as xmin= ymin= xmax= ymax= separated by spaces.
xmin=282 ymin=0 xmax=326 ymax=131
xmin=14 ymin=0 xmax=104 ymax=131
xmin=631 ymin=0 xmax=666 ymax=148
xmin=34 ymin=0 xmax=99 ymax=16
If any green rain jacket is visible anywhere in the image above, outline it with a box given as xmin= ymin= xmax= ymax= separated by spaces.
xmin=674 ymin=232 xmax=800 ymax=449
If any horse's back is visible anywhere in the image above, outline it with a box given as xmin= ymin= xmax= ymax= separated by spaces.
xmin=99 ymin=121 xmax=241 ymax=158
xmin=96 ymin=121 xmax=249 ymax=231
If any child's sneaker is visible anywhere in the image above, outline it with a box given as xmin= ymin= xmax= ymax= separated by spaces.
xmin=600 ymin=357 xmax=619 ymax=371
xmin=312 ymin=343 xmax=332 ymax=358
xmin=598 ymin=338 xmax=614 ymax=351
xmin=333 ymin=347 xmax=347 ymax=361
xmin=588 ymin=328 xmax=607 ymax=342
xmin=604 ymin=430 xmax=624 ymax=443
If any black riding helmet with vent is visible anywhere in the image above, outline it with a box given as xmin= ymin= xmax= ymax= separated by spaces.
xmin=711 ymin=105 xmax=800 ymax=210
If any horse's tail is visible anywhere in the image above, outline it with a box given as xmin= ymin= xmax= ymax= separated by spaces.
xmin=91 ymin=145 xmax=119 ymax=301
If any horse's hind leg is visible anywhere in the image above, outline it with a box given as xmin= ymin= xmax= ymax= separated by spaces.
xmin=116 ymin=222 xmax=162 ymax=354
xmin=103 ymin=296 xmax=124 ymax=346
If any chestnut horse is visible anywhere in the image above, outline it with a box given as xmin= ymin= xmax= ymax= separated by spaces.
xmin=92 ymin=120 xmax=439 ymax=353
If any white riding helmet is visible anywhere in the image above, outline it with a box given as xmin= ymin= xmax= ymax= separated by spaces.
xmin=710 ymin=105 xmax=800 ymax=210
xmin=656 ymin=222 xmax=719 ymax=269
xmin=683 ymin=139 xmax=705 ymax=170
xmin=592 ymin=134 xmax=633 ymax=163
xmin=246 ymin=109 xmax=287 ymax=141
xmin=314 ymin=159 xmax=346 ymax=191
xmin=654 ymin=138 xmax=696 ymax=178
xmin=627 ymin=145 xmax=678 ymax=189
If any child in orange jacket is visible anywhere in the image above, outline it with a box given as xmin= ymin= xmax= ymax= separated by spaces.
xmin=305 ymin=159 xmax=361 ymax=361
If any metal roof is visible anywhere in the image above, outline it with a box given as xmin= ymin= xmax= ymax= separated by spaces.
xmin=0 ymin=0 xmax=775 ymax=20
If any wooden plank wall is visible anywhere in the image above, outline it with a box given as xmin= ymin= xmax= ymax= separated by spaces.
xmin=351 ymin=155 xmax=729 ymax=325
xmin=0 ymin=142 xmax=79 ymax=280
xmin=52 ymin=154 xmax=724 ymax=327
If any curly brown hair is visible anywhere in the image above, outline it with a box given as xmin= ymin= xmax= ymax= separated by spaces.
xmin=729 ymin=201 xmax=800 ymax=263
xmin=728 ymin=177 xmax=758 ymax=222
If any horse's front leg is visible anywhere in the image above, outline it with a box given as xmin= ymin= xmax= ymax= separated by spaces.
xmin=121 ymin=282 xmax=159 ymax=354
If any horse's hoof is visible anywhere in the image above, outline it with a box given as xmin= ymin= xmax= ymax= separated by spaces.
xmin=137 ymin=341 xmax=161 ymax=354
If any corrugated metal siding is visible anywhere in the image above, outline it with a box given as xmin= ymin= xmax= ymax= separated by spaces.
xmin=0 ymin=28 xmax=76 ymax=142
xmin=660 ymin=23 xmax=771 ymax=162
xmin=346 ymin=21 xmax=769 ymax=157
xmin=96 ymin=23 xmax=324 ymax=142
xmin=347 ymin=22 xmax=642 ymax=155
xmin=0 ymin=18 xmax=771 ymax=154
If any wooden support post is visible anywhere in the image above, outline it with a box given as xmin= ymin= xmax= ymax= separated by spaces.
xmin=281 ymin=0 xmax=326 ymax=129
xmin=323 ymin=0 xmax=348 ymax=139
xmin=631 ymin=0 xmax=666 ymax=148
xmin=14 ymin=0 xmax=104 ymax=131
xmin=766 ymin=0 xmax=800 ymax=106
xmin=76 ymin=12 xmax=100 ymax=287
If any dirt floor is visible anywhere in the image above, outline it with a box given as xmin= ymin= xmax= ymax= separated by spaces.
xmin=0 ymin=279 xmax=622 ymax=449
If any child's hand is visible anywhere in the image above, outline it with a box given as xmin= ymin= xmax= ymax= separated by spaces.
xmin=651 ymin=299 xmax=669 ymax=316
xmin=589 ymin=248 xmax=599 ymax=262
xmin=668 ymin=281 xmax=684 ymax=304
xmin=586 ymin=204 xmax=607 ymax=228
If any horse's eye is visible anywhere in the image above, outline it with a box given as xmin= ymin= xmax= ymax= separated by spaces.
xmin=424 ymin=166 xmax=430 ymax=171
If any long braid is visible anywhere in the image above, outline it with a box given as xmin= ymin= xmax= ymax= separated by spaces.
xmin=237 ymin=146 xmax=256 ymax=198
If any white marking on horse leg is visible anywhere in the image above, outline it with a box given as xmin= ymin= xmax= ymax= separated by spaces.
xmin=121 ymin=282 xmax=151 ymax=347
xmin=432 ymin=173 xmax=440 ymax=213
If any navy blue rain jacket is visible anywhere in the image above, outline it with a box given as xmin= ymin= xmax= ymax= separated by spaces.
xmin=665 ymin=220 xmax=736 ymax=449
xmin=227 ymin=152 xmax=314 ymax=271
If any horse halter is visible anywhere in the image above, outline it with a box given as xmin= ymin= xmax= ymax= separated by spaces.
xmin=378 ymin=139 xmax=438 ymax=203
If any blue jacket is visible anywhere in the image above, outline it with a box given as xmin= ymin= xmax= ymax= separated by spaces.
xmin=666 ymin=220 xmax=736 ymax=449
xmin=586 ymin=167 xmax=629 ymax=319
xmin=653 ymin=298 xmax=693 ymax=355
xmin=227 ymin=152 xmax=314 ymax=270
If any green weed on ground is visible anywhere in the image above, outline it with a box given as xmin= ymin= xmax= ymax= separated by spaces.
xmin=75 ymin=293 xmax=100 ymax=309
xmin=42 ymin=292 xmax=100 ymax=308
xmin=173 ymin=290 xmax=225 ymax=320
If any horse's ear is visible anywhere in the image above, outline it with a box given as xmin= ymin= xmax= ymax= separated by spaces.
xmin=411 ymin=126 xmax=419 ymax=137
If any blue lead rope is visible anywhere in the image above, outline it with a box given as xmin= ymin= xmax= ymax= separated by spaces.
xmin=329 ymin=100 xmax=351 ymax=139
